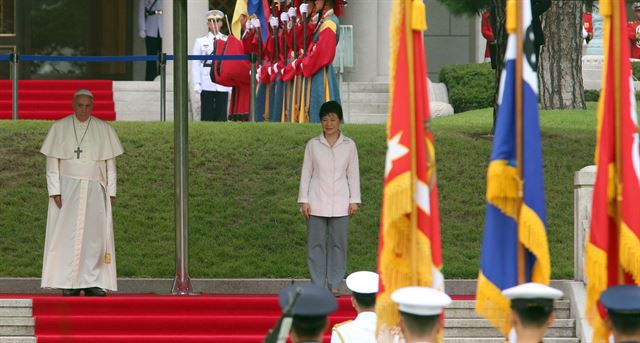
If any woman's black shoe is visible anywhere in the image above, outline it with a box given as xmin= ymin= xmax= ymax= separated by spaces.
xmin=83 ymin=287 xmax=106 ymax=296
xmin=62 ymin=289 xmax=81 ymax=296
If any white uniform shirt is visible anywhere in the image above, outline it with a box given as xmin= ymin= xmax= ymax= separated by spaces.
xmin=331 ymin=312 xmax=377 ymax=343
xmin=191 ymin=32 xmax=233 ymax=93
xmin=298 ymin=132 xmax=361 ymax=217
xmin=138 ymin=0 xmax=163 ymax=38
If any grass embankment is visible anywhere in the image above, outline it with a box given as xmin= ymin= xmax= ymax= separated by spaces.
xmin=0 ymin=104 xmax=597 ymax=279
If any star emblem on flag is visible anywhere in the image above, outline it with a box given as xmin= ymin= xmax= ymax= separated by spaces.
xmin=385 ymin=132 xmax=409 ymax=177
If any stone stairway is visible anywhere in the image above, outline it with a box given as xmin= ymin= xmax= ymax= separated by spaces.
xmin=445 ymin=299 xmax=578 ymax=342
xmin=341 ymin=82 xmax=390 ymax=124
xmin=0 ymin=299 xmax=34 ymax=343
xmin=113 ymin=81 xmax=174 ymax=121
xmin=0 ymin=296 xmax=578 ymax=342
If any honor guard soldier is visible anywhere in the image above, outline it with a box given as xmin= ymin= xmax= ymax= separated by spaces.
xmin=192 ymin=10 xmax=232 ymax=121
xmin=600 ymin=285 xmax=640 ymax=343
xmin=629 ymin=2 xmax=640 ymax=59
xmin=330 ymin=271 xmax=378 ymax=343
xmin=502 ymin=283 xmax=564 ymax=343
xmin=391 ymin=286 xmax=452 ymax=343
xmin=277 ymin=282 xmax=338 ymax=343
xmin=138 ymin=0 xmax=163 ymax=81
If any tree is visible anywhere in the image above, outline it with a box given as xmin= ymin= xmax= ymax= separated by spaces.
xmin=435 ymin=0 xmax=587 ymax=115
xmin=539 ymin=1 xmax=586 ymax=109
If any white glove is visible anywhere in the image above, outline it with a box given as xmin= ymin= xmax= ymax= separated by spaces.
xmin=292 ymin=59 xmax=298 ymax=70
xmin=246 ymin=20 xmax=253 ymax=30
xmin=300 ymin=3 xmax=309 ymax=15
xmin=288 ymin=7 xmax=297 ymax=18
xmin=194 ymin=84 xmax=202 ymax=94
xmin=139 ymin=30 xmax=146 ymax=38
xmin=256 ymin=67 xmax=262 ymax=81
xmin=280 ymin=12 xmax=289 ymax=23
xmin=267 ymin=66 xmax=273 ymax=76
xmin=273 ymin=63 xmax=279 ymax=74
xmin=252 ymin=18 xmax=261 ymax=28
xmin=269 ymin=16 xmax=279 ymax=28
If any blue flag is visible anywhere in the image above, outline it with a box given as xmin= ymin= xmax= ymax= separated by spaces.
xmin=475 ymin=0 xmax=551 ymax=336
xmin=247 ymin=0 xmax=270 ymax=42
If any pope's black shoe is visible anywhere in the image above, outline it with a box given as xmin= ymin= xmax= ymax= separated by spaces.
xmin=83 ymin=287 xmax=107 ymax=296
xmin=62 ymin=289 xmax=81 ymax=296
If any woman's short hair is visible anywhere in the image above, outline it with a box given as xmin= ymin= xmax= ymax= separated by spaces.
xmin=319 ymin=101 xmax=343 ymax=121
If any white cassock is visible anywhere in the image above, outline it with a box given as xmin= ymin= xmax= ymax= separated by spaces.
xmin=40 ymin=114 xmax=124 ymax=291
xmin=331 ymin=312 xmax=377 ymax=343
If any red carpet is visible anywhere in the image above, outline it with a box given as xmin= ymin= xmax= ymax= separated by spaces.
xmin=31 ymin=294 xmax=354 ymax=343
xmin=0 ymin=80 xmax=116 ymax=121
xmin=0 ymin=293 xmax=475 ymax=342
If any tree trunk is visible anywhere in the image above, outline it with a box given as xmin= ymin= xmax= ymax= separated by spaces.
xmin=539 ymin=1 xmax=586 ymax=110
xmin=490 ymin=0 xmax=507 ymax=133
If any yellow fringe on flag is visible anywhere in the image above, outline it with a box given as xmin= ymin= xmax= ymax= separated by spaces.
xmin=584 ymin=241 xmax=610 ymax=343
xmin=475 ymin=272 xmax=512 ymax=336
xmin=486 ymin=160 xmax=521 ymax=220
xmin=620 ymin=222 xmax=640 ymax=284
xmin=377 ymin=171 xmax=435 ymax=332
xmin=518 ymin=204 xmax=551 ymax=285
xmin=411 ymin=0 xmax=426 ymax=32
xmin=506 ymin=0 xmax=516 ymax=34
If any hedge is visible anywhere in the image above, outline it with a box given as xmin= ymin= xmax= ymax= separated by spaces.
xmin=438 ymin=63 xmax=496 ymax=113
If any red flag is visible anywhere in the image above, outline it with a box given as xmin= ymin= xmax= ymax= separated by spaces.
xmin=585 ymin=1 xmax=640 ymax=342
xmin=375 ymin=0 xmax=442 ymax=338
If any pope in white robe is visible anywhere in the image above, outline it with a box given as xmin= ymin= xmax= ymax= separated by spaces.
xmin=40 ymin=89 xmax=124 ymax=294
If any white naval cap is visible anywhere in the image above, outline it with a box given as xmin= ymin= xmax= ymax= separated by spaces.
xmin=391 ymin=286 xmax=452 ymax=316
xmin=74 ymin=88 xmax=93 ymax=98
xmin=502 ymin=283 xmax=563 ymax=300
xmin=206 ymin=10 xmax=224 ymax=20
xmin=346 ymin=271 xmax=379 ymax=294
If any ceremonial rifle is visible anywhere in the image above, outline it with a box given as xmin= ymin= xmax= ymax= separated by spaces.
xmin=262 ymin=288 xmax=302 ymax=343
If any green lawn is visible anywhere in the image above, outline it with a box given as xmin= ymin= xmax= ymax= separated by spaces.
xmin=0 ymin=104 xmax=597 ymax=279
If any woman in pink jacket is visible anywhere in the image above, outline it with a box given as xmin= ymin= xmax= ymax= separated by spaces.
xmin=298 ymin=101 xmax=361 ymax=295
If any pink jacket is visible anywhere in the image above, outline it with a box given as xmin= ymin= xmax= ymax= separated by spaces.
xmin=298 ymin=133 xmax=361 ymax=217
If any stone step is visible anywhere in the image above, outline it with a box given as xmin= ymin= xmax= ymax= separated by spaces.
xmin=343 ymin=82 xmax=389 ymax=93
xmin=0 ymin=318 xmax=34 ymax=336
xmin=343 ymin=92 xmax=390 ymax=103
xmin=349 ymin=102 xmax=389 ymax=114
xmin=0 ymin=338 xmax=36 ymax=343
xmin=443 ymin=319 xmax=575 ymax=338
xmin=445 ymin=338 xmax=578 ymax=343
xmin=347 ymin=113 xmax=387 ymax=124
xmin=0 ymin=301 xmax=31 ymax=318
xmin=446 ymin=307 xmax=570 ymax=320
xmin=113 ymin=81 xmax=174 ymax=92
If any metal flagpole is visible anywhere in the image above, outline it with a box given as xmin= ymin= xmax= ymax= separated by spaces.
xmin=160 ymin=52 xmax=167 ymax=122
xmin=171 ymin=0 xmax=193 ymax=295
xmin=250 ymin=53 xmax=256 ymax=121
xmin=11 ymin=52 xmax=18 ymax=120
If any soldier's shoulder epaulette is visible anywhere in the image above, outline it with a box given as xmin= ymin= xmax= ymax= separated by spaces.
xmin=332 ymin=319 xmax=353 ymax=329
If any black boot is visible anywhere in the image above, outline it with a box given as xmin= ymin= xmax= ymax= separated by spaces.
xmin=83 ymin=287 xmax=107 ymax=296
xmin=62 ymin=289 xmax=81 ymax=296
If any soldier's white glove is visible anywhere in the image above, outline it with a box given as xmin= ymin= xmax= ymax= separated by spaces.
xmin=273 ymin=63 xmax=279 ymax=74
xmin=269 ymin=16 xmax=279 ymax=28
xmin=288 ymin=7 xmax=297 ymax=18
xmin=280 ymin=12 xmax=289 ymax=23
xmin=256 ymin=67 xmax=262 ymax=81
xmin=194 ymin=84 xmax=202 ymax=94
xmin=292 ymin=59 xmax=298 ymax=70
xmin=246 ymin=20 xmax=254 ymax=30
xmin=300 ymin=3 xmax=309 ymax=15
xmin=252 ymin=18 xmax=261 ymax=28
xmin=267 ymin=66 xmax=273 ymax=76
xmin=139 ymin=30 xmax=146 ymax=38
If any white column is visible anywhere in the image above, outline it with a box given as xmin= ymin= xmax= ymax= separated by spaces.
xmin=574 ymin=165 xmax=596 ymax=282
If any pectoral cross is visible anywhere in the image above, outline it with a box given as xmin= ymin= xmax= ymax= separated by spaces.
xmin=74 ymin=147 xmax=83 ymax=159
